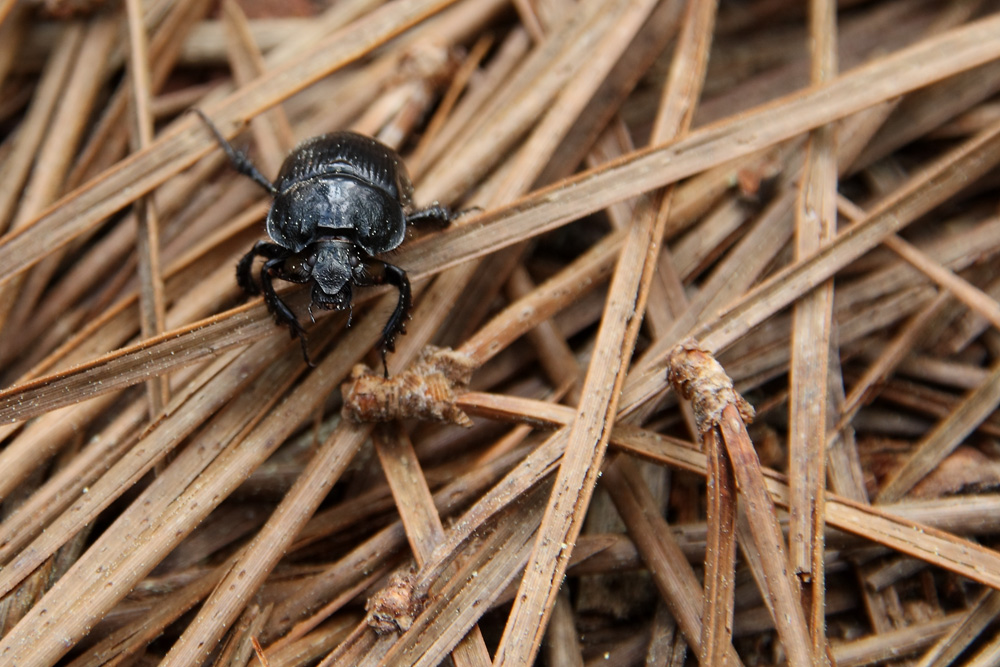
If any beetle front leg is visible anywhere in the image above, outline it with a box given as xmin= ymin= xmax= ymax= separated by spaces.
xmin=260 ymin=257 xmax=315 ymax=366
xmin=379 ymin=263 xmax=412 ymax=355
xmin=237 ymin=241 xmax=288 ymax=297
xmin=356 ymin=259 xmax=411 ymax=376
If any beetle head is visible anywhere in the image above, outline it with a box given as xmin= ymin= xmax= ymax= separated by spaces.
xmin=310 ymin=241 xmax=361 ymax=310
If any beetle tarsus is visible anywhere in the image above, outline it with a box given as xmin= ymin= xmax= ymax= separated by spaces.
xmin=300 ymin=337 xmax=316 ymax=368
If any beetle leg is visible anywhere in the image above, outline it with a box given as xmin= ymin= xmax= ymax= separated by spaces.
xmin=260 ymin=257 xmax=315 ymax=367
xmin=236 ymin=241 xmax=287 ymax=297
xmin=405 ymin=203 xmax=453 ymax=229
xmin=355 ymin=259 xmax=411 ymax=377
xmin=190 ymin=109 xmax=277 ymax=196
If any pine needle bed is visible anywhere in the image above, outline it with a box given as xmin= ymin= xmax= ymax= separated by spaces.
xmin=2 ymin=0 xmax=1000 ymax=664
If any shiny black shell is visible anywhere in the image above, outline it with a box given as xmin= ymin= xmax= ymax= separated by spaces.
xmin=265 ymin=132 xmax=413 ymax=256
xmin=274 ymin=132 xmax=414 ymax=204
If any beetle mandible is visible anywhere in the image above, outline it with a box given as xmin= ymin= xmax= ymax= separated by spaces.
xmin=193 ymin=110 xmax=452 ymax=375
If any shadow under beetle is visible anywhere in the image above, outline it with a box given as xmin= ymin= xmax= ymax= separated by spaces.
xmin=193 ymin=110 xmax=453 ymax=375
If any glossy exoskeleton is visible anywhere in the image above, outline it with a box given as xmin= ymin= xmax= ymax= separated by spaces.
xmin=194 ymin=110 xmax=452 ymax=373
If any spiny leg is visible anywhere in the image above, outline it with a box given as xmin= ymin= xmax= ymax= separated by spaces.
xmin=356 ymin=259 xmax=411 ymax=377
xmin=190 ymin=108 xmax=277 ymax=195
xmin=236 ymin=241 xmax=288 ymax=297
xmin=260 ymin=257 xmax=315 ymax=366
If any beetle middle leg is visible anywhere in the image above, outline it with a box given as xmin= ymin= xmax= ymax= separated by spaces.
xmin=405 ymin=203 xmax=453 ymax=228
xmin=356 ymin=258 xmax=411 ymax=376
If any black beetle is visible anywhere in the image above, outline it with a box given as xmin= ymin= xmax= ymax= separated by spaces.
xmin=193 ymin=110 xmax=452 ymax=374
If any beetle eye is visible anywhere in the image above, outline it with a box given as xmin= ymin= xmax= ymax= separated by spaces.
xmin=349 ymin=254 xmax=360 ymax=268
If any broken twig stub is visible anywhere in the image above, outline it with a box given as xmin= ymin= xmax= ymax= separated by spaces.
xmin=342 ymin=345 xmax=476 ymax=427
xmin=365 ymin=569 xmax=422 ymax=634
xmin=666 ymin=339 xmax=755 ymax=435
